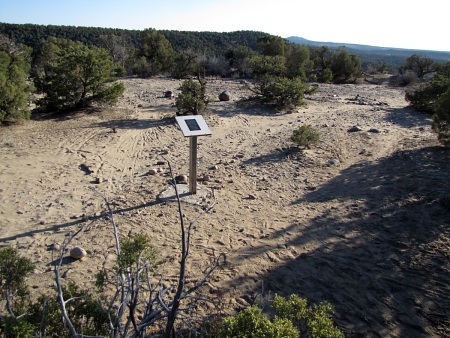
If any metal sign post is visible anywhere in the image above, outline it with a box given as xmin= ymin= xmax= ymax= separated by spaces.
xmin=175 ymin=115 xmax=212 ymax=194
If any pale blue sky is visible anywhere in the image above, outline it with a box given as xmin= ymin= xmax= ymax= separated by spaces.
xmin=0 ymin=0 xmax=448 ymax=52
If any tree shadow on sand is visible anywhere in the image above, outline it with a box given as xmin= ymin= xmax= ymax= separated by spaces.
xmin=228 ymin=146 xmax=450 ymax=337
xmin=383 ymin=106 xmax=433 ymax=129
xmin=91 ymin=116 xmax=174 ymax=130
xmin=208 ymin=98 xmax=281 ymax=118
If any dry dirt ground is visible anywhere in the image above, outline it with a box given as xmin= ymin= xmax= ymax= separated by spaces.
xmin=0 ymin=77 xmax=449 ymax=337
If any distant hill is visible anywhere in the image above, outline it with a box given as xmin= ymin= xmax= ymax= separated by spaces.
xmin=287 ymin=36 xmax=450 ymax=61
xmin=287 ymin=36 xmax=450 ymax=70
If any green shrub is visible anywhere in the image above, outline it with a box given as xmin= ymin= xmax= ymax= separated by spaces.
xmin=175 ymin=78 xmax=207 ymax=115
xmin=217 ymin=305 xmax=298 ymax=338
xmin=116 ymin=233 xmax=158 ymax=273
xmin=0 ymin=316 xmax=35 ymax=338
xmin=405 ymin=61 xmax=450 ymax=113
xmin=0 ymin=46 xmax=33 ymax=125
xmin=273 ymin=294 xmax=344 ymax=338
xmin=290 ymin=124 xmax=320 ymax=148
xmin=215 ymin=294 xmax=344 ymax=338
xmin=33 ymin=41 xmax=124 ymax=113
xmin=0 ymin=247 xmax=34 ymax=314
xmin=256 ymin=75 xmax=309 ymax=109
xmin=26 ymin=283 xmax=113 ymax=337
xmin=406 ymin=61 xmax=450 ymax=146
xmin=0 ymin=247 xmax=36 ymax=337
xmin=432 ymin=87 xmax=450 ymax=146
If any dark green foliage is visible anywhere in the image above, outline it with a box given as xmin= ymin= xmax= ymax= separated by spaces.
xmin=319 ymin=68 xmax=333 ymax=83
xmin=216 ymin=294 xmax=344 ymax=338
xmin=432 ymin=87 xmax=450 ymax=146
xmin=248 ymin=55 xmax=286 ymax=77
xmin=309 ymin=46 xmax=332 ymax=81
xmin=172 ymin=49 xmax=200 ymax=78
xmin=405 ymin=61 xmax=450 ymax=145
xmin=285 ymin=44 xmax=312 ymax=81
xmin=116 ymin=233 xmax=158 ymax=274
xmin=134 ymin=28 xmax=174 ymax=77
xmin=250 ymin=75 xmax=317 ymax=110
xmin=225 ymin=46 xmax=256 ymax=78
xmin=290 ymin=124 xmax=320 ymax=148
xmin=273 ymin=294 xmax=344 ymax=338
xmin=161 ymin=30 xmax=268 ymax=55
xmin=0 ymin=316 xmax=36 ymax=338
xmin=27 ymin=283 xmax=113 ymax=337
xmin=406 ymin=61 xmax=450 ymax=112
xmin=0 ymin=22 xmax=142 ymax=51
xmin=0 ymin=36 xmax=33 ymax=124
xmin=330 ymin=49 xmax=363 ymax=83
xmin=0 ymin=247 xmax=34 ymax=315
xmin=175 ymin=78 xmax=208 ymax=114
xmin=256 ymin=35 xmax=285 ymax=57
xmin=33 ymin=39 xmax=124 ymax=113
xmin=217 ymin=305 xmax=299 ymax=338
xmin=0 ymin=247 xmax=35 ymax=337
xmin=400 ymin=54 xmax=440 ymax=79
xmin=309 ymin=46 xmax=362 ymax=83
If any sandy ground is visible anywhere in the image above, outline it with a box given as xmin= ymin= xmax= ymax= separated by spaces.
xmin=0 ymin=77 xmax=449 ymax=337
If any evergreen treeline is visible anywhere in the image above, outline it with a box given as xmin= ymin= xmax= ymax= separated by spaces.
xmin=0 ymin=22 xmax=267 ymax=55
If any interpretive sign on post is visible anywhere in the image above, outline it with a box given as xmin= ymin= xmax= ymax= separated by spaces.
xmin=175 ymin=115 xmax=212 ymax=194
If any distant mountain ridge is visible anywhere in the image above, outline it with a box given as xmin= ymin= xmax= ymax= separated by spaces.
xmin=286 ymin=36 xmax=450 ymax=62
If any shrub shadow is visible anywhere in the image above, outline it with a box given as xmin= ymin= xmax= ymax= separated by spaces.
xmin=229 ymin=146 xmax=450 ymax=337
xmin=383 ymin=106 xmax=432 ymax=129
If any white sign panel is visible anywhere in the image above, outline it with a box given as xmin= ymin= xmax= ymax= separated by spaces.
xmin=175 ymin=115 xmax=212 ymax=137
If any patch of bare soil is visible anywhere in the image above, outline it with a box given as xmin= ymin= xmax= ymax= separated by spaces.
xmin=0 ymin=77 xmax=448 ymax=337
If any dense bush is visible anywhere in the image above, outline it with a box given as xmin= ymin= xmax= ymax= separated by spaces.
xmin=0 ymin=36 xmax=33 ymax=124
xmin=33 ymin=39 xmax=125 ymax=113
xmin=216 ymin=294 xmax=344 ymax=338
xmin=175 ymin=77 xmax=208 ymax=114
xmin=330 ymin=49 xmax=363 ymax=83
xmin=0 ymin=247 xmax=34 ymax=314
xmin=406 ymin=61 xmax=450 ymax=145
xmin=0 ymin=247 xmax=35 ymax=337
xmin=406 ymin=61 xmax=450 ymax=113
xmin=399 ymin=54 xmax=440 ymax=79
xmin=251 ymin=75 xmax=316 ymax=110
xmin=290 ymin=124 xmax=321 ymax=148
xmin=133 ymin=28 xmax=174 ymax=77
xmin=432 ymin=87 xmax=450 ymax=146
xmin=217 ymin=305 xmax=298 ymax=338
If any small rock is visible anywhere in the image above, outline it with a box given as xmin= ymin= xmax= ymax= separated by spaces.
xmin=164 ymin=91 xmax=174 ymax=99
xmin=328 ymin=158 xmax=340 ymax=166
xmin=219 ymin=91 xmax=231 ymax=101
xmin=175 ymin=174 xmax=188 ymax=184
xmin=95 ymin=177 xmax=103 ymax=184
xmin=70 ymin=246 xmax=87 ymax=259
xmin=156 ymin=160 xmax=166 ymax=165
xmin=348 ymin=125 xmax=363 ymax=132
xmin=368 ymin=128 xmax=381 ymax=133
xmin=148 ymin=168 xmax=157 ymax=175
xmin=48 ymin=243 xmax=60 ymax=251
